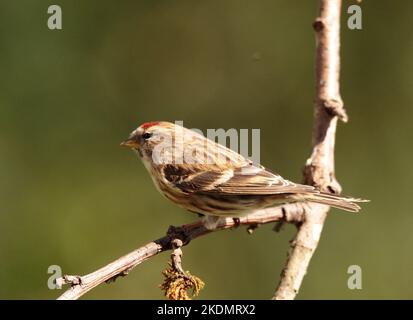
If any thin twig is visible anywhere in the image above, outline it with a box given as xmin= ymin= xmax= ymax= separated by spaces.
xmin=160 ymin=239 xmax=205 ymax=300
xmin=273 ymin=0 xmax=345 ymax=300
xmin=170 ymin=239 xmax=185 ymax=275
xmin=57 ymin=204 xmax=305 ymax=300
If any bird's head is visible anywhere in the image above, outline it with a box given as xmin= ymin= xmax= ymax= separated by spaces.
xmin=121 ymin=121 xmax=177 ymax=162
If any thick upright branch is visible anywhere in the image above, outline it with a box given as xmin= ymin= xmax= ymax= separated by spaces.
xmin=273 ymin=0 xmax=346 ymax=300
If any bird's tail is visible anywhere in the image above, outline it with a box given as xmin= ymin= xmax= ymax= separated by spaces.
xmin=300 ymin=192 xmax=369 ymax=213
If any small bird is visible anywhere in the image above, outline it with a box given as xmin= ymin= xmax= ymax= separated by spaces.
xmin=121 ymin=121 xmax=366 ymax=227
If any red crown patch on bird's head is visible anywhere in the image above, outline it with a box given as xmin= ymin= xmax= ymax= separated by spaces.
xmin=140 ymin=122 xmax=160 ymax=130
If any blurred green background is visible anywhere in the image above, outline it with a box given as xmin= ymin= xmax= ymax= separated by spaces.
xmin=0 ymin=0 xmax=412 ymax=299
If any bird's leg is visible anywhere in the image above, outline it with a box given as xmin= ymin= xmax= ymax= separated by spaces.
xmin=201 ymin=215 xmax=225 ymax=230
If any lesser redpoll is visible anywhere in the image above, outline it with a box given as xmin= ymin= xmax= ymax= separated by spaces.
xmin=121 ymin=121 xmax=366 ymax=227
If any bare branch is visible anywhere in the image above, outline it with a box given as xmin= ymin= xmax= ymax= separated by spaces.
xmin=170 ymin=239 xmax=185 ymax=275
xmin=57 ymin=204 xmax=305 ymax=300
xmin=273 ymin=0 xmax=346 ymax=300
xmin=160 ymin=238 xmax=205 ymax=300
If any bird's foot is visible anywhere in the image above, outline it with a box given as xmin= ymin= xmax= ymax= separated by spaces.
xmin=201 ymin=215 xmax=225 ymax=230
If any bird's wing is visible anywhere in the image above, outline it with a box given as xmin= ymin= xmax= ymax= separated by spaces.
xmin=162 ymin=126 xmax=314 ymax=195
xmin=162 ymin=163 xmax=315 ymax=195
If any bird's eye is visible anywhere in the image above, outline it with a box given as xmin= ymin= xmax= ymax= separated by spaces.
xmin=142 ymin=132 xmax=152 ymax=140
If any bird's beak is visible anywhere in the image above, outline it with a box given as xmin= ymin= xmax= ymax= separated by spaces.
xmin=120 ymin=138 xmax=139 ymax=148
